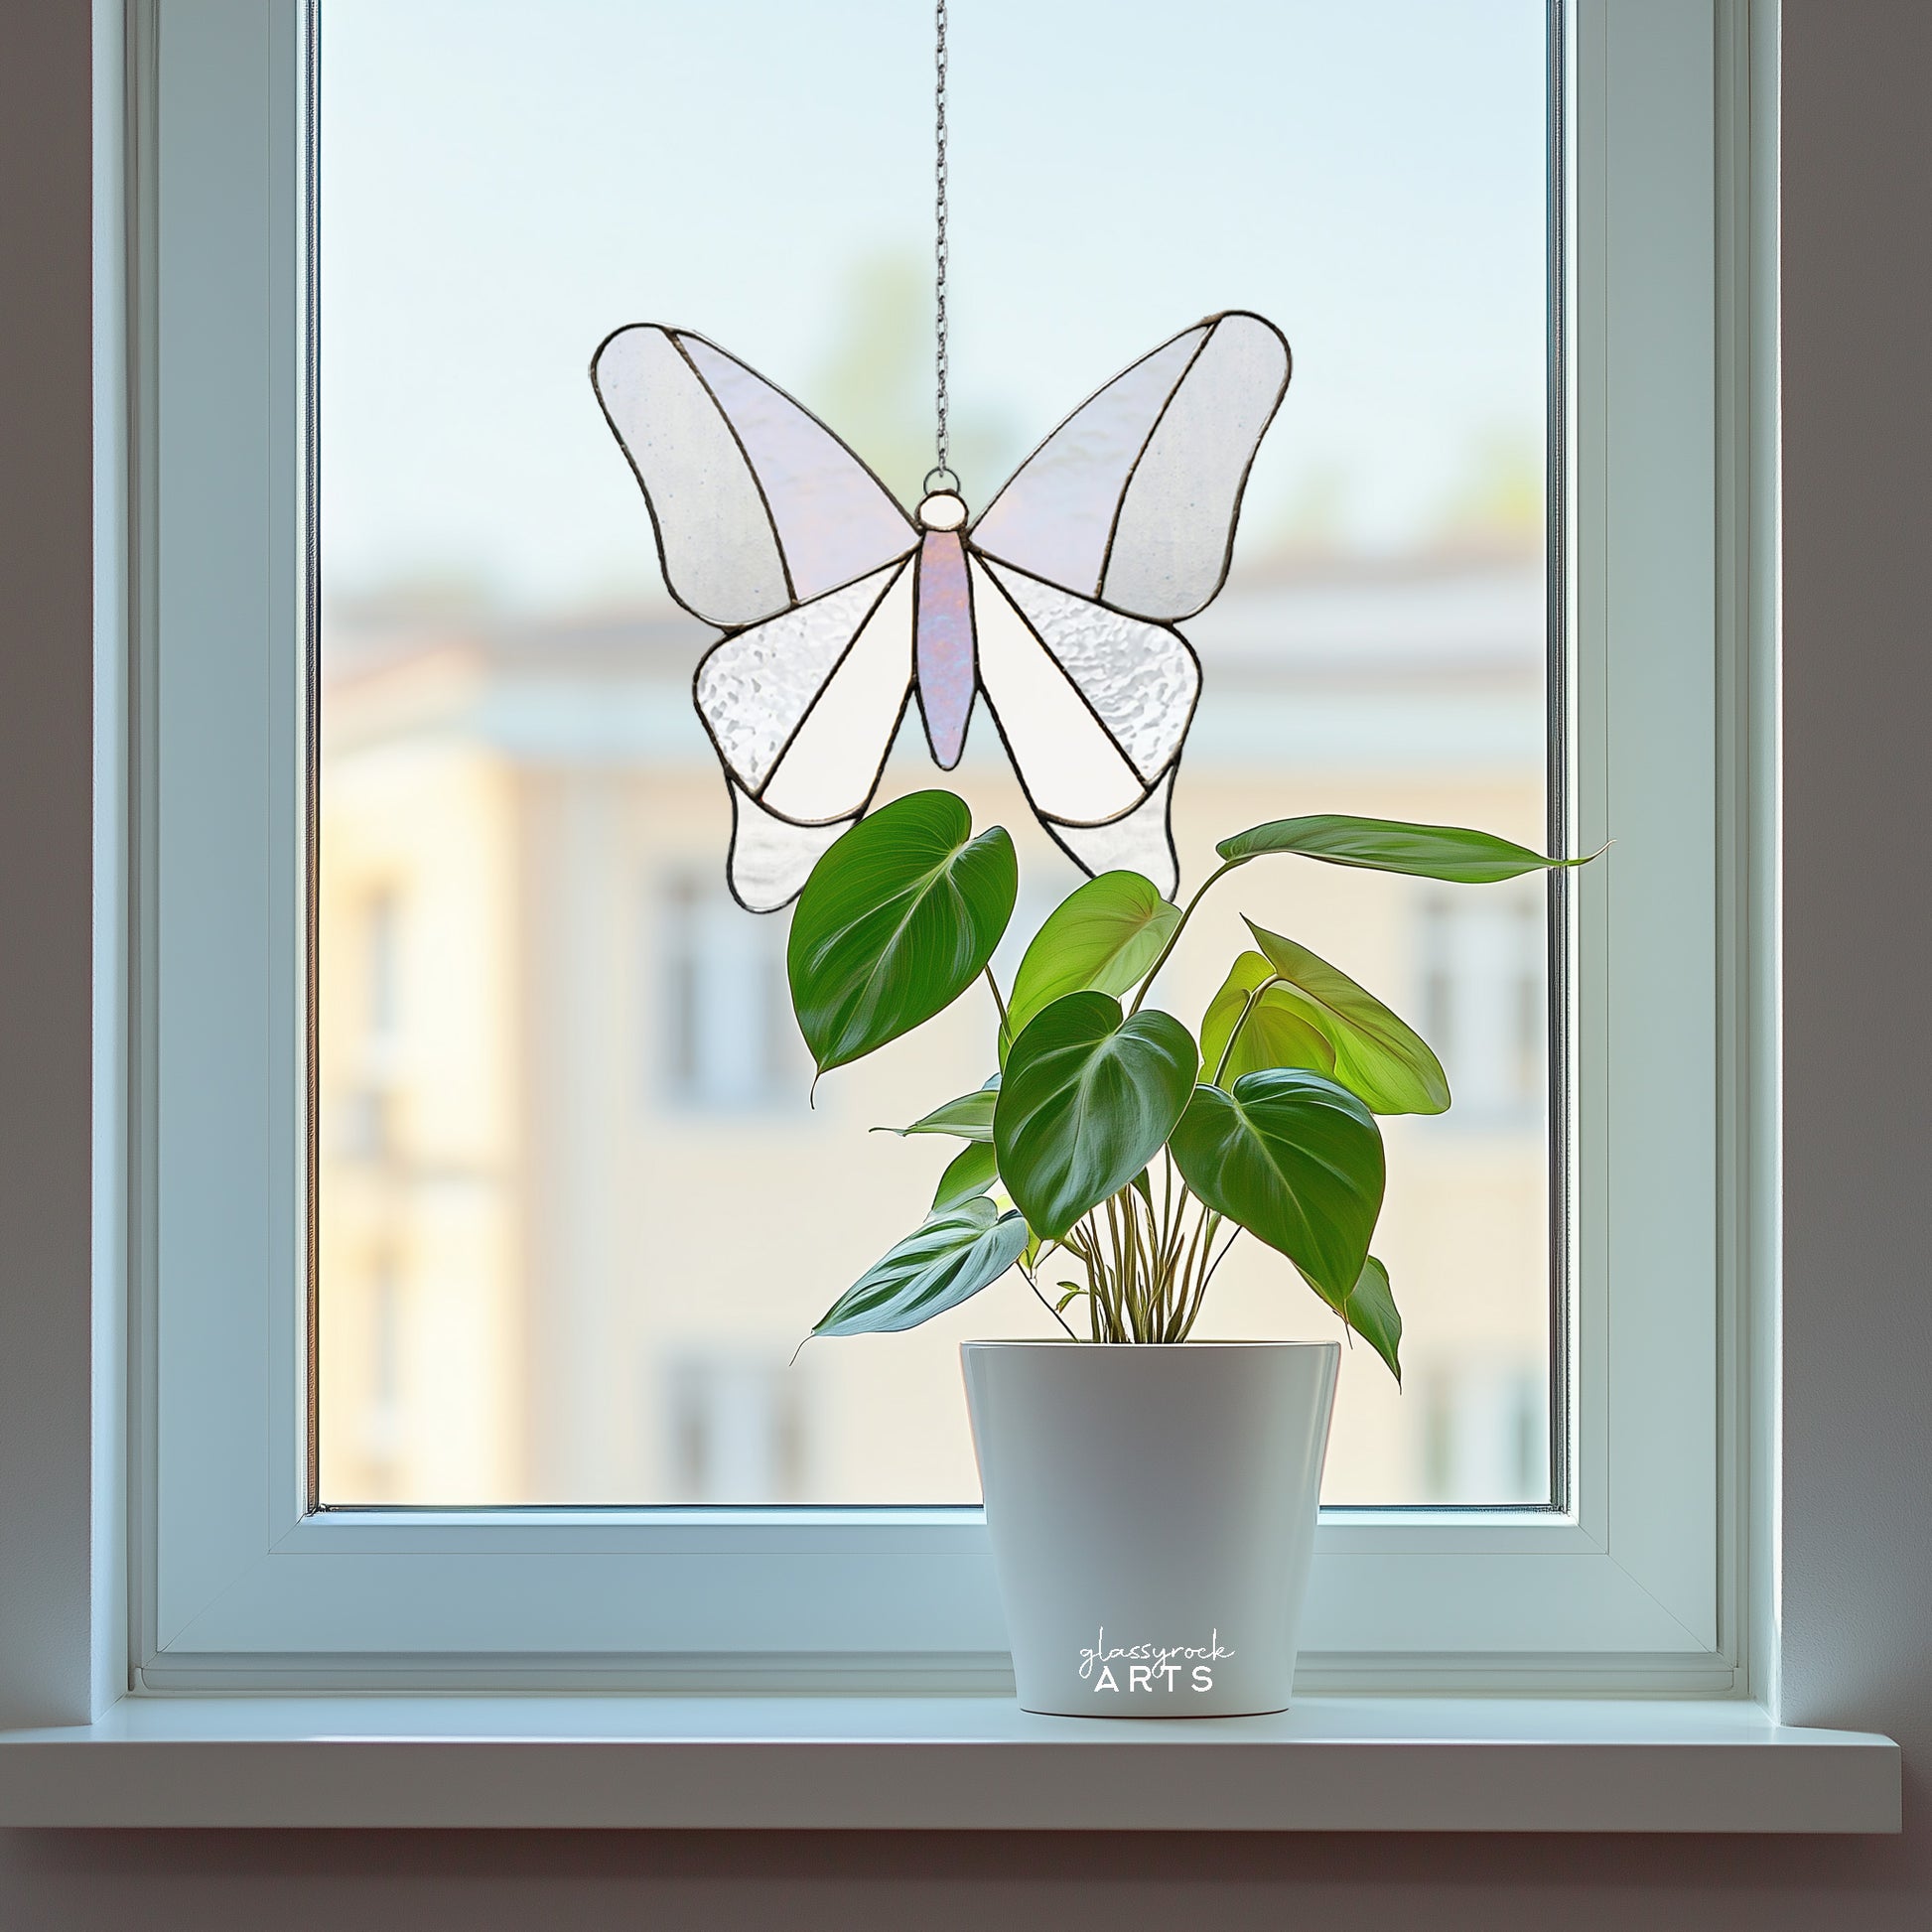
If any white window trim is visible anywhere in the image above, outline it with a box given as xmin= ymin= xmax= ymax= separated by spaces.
xmin=124 ymin=0 xmax=1748 ymax=1698
xmin=0 ymin=1695 xmax=1900 ymax=1833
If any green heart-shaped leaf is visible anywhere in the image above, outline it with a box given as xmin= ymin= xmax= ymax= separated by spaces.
xmin=1169 ymin=1068 xmax=1385 ymax=1302
xmin=1334 ymin=1254 xmax=1403 ymax=1384
xmin=930 ymin=1140 xmax=999 ymax=1211
xmin=883 ymin=1080 xmax=999 ymax=1142
xmin=811 ymin=1197 xmax=1030 ymax=1338
xmin=1007 ymin=871 xmax=1182 ymax=1041
xmin=994 ymin=992 xmax=1197 ymax=1240
xmin=1243 ymin=920 xmax=1449 ymax=1116
xmin=1217 ymin=812 xmax=1590 ymax=883
xmin=1198 ymin=951 xmax=1337 ymax=1086
xmin=788 ymin=791 xmax=1017 ymax=1077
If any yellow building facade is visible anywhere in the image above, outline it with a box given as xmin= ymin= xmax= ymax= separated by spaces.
xmin=318 ymin=547 xmax=1553 ymax=1510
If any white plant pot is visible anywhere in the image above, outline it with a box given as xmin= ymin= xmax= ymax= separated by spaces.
xmin=961 ymin=1339 xmax=1340 ymax=1718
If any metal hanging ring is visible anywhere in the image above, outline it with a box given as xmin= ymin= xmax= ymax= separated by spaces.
xmin=922 ymin=466 xmax=963 ymax=496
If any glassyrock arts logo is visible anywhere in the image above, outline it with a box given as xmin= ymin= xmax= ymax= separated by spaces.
xmin=1076 ymin=1630 xmax=1234 ymax=1696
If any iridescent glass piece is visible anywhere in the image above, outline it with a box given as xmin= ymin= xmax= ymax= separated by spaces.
xmin=913 ymin=531 xmax=975 ymax=767
xmin=680 ymin=336 xmax=918 ymax=603
xmin=967 ymin=329 xmax=1205 ymax=599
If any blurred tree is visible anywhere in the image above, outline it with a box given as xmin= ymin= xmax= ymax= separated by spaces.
xmin=1430 ymin=428 xmax=1543 ymax=552
xmin=812 ymin=253 xmax=1014 ymax=509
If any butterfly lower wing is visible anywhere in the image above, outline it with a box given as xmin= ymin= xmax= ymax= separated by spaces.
xmin=697 ymin=559 xmax=916 ymax=910
xmin=724 ymin=786 xmax=857 ymax=916
xmin=968 ymin=556 xmax=1197 ymax=898
xmin=592 ymin=324 xmax=917 ymax=625
xmin=1046 ymin=770 xmax=1179 ymax=897
xmin=970 ymin=312 xmax=1290 ymax=623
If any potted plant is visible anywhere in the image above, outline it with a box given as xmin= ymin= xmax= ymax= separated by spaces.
xmin=787 ymin=790 xmax=1592 ymax=1717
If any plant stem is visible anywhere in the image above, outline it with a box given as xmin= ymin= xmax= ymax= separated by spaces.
xmin=982 ymin=964 xmax=1010 ymax=1036
xmin=1178 ymin=1219 xmax=1236 ymax=1340
xmin=1127 ymin=858 xmax=1250 ymax=1015
xmin=1158 ymin=1155 xmax=1187 ymax=1286
xmin=1211 ymin=975 xmax=1284 ymax=1086
xmin=1021 ymin=1264 xmax=1078 ymax=1340
xmin=1128 ymin=1185 xmax=1157 ymax=1339
xmin=1176 ymin=1201 xmax=1214 ymax=1338
xmin=1103 ymin=1194 xmax=1139 ymax=1340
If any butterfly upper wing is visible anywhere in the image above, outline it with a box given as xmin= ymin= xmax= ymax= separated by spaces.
xmin=962 ymin=312 xmax=1290 ymax=896
xmin=592 ymin=323 xmax=917 ymax=624
xmin=969 ymin=311 xmax=1291 ymax=621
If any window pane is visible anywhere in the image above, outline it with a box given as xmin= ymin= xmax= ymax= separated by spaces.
xmin=315 ymin=0 xmax=1553 ymax=1505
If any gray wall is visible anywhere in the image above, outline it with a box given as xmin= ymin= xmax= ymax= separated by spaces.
xmin=2 ymin=0 xmax=1926 ymax=1924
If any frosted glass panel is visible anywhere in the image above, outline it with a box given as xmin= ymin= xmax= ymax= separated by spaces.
xmin=317 ymin=0 xmax=1553 ymax=1507
xmin=1101 ymin=315 xmax=1293 ymax=620
xmin=592 ymin=326 xmax=790 ymax=625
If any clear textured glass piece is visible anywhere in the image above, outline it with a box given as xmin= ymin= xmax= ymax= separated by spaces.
xmin=680 ymin=336 xmax=917 ymax=603
xmin=695 ymin=562 xmax=905 ymax=790
xmin=985 ymin=560 xmax=1199 ymax=783
xmin=1045 ymin=769 xmax=1179 ymax=900
xmin=591 ymin=326 xmax=791 ymax=625
xmin=727 ymin=782 xmax=853 ymax=913
xmin=759 ymin=563 xmax=914 ymax=823
xmin=968 ymin=329 xmax=1205 ymax=598
xmin=969 ymin=558 xmax=1143 ymax=826
xmin=1099 ymin=314 xmax=1290 ymax=621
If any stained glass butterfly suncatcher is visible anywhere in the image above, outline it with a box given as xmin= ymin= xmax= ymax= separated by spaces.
xmin=590 ymin=312 xmax=1291 ymax=910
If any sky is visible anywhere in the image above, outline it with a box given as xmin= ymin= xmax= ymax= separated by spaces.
xmin=320 ymin=0 xmax=1549 ymax=612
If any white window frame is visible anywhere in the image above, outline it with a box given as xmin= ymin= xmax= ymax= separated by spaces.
xmin=131 ymin=0 xmax=1757 ymax=1697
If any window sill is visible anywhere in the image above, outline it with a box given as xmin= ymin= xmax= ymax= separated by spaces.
xmin=0 ymin=1695 xmax=1898 ymax=1831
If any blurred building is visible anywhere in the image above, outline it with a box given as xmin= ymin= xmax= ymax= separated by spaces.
xmin=316 ymin=542 xmax=1552 ymax=1508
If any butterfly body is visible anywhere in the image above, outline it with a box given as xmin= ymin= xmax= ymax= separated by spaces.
xmin=592 ymin=313 xmax=1291 ymax=910
xmin=912 ymin=516 xmax=974 ymax=767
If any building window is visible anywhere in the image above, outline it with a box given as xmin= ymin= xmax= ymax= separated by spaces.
xmin=340 ymin=887 xmax=403 ymax=1160
xmin=1420 ymin=1361 xmax=1546 ymax=1505
xmin=657 ymin=872 xmax=798 ymax=1112
xmin=1419 ymin=888 xmax=1546 ymax=1127
xmin=663 ymin=1352 xmax=809 ymax=1502
xmin=362 ymin=1253 xmax=403 ymax=1468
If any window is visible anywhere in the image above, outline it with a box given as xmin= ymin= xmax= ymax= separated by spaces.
xmin=333 ymin=888 xmax=400 ymax=1158
xmin=1420 ymin=1361 xmax=1546 ymax=1505
xmin=140 ymin=0 xmax=1741 ymax=1693
xmin=657 ymin=872 xmax=798 ymax=1114
xmin=664 ymin=1352 xmax=812 ymax=1504
xmin=1419 ymin=887 xmax=1547 ymax=1128
xmin=313 ymin=0 xmax=1555 ymax=1509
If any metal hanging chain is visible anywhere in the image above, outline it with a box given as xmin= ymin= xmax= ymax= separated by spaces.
xmin=926 ymin=0 xmax=959 ymax=495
